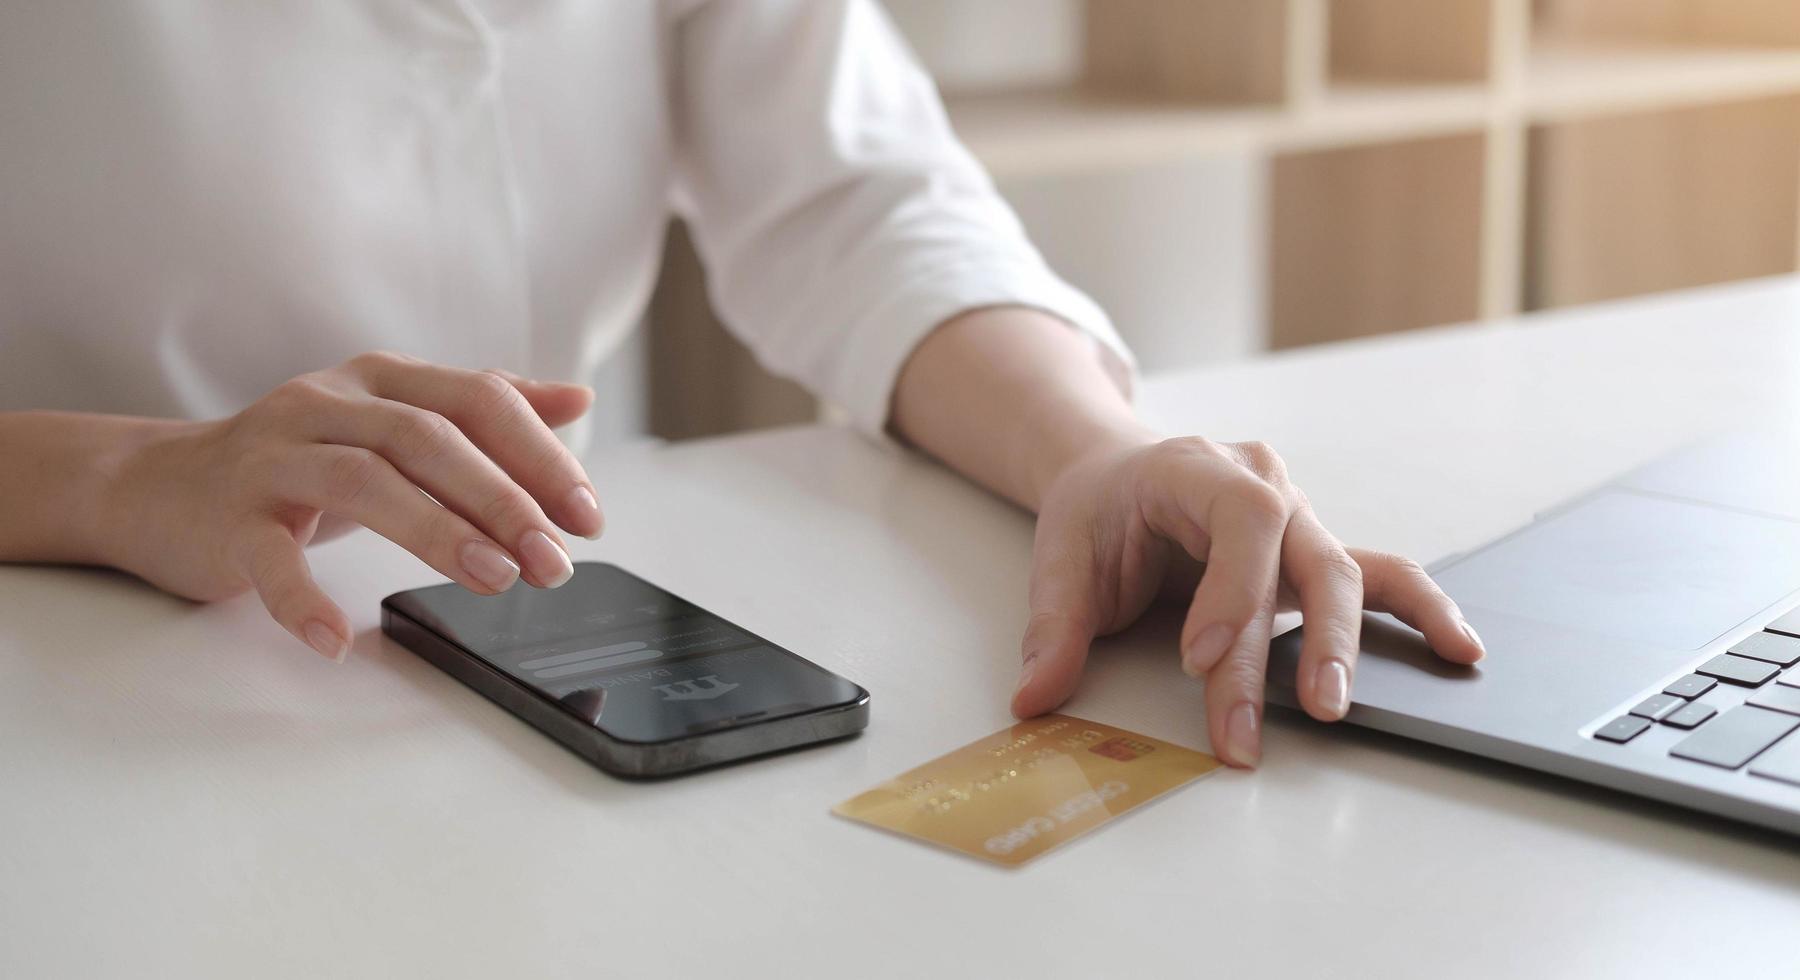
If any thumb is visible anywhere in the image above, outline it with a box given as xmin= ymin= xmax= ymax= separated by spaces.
xmin=1010 ymin=549 xmax=1101 ymax=718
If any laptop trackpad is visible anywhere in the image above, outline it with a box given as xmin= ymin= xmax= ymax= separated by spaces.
xmin=1433 ymin=489 xmax=1800 ymax=651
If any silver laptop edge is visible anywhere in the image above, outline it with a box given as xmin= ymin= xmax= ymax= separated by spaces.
xmin=1270 ymin=430 xmax=1800 ymax=837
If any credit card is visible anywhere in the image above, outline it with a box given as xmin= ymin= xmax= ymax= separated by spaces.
xmin=833 ymin=714 xmax=1221 ymax=866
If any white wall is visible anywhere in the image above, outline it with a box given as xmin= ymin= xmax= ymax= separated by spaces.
xmin=879 ymin=0 xmax=1083 ymax=94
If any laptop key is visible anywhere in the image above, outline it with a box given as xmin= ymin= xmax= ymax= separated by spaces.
xmin=1662 ymin=674 xmax=1717 ymax=699
xmin=1628 ymin=693 xmax=1683 ymax=721
xmin=1765 ymin=607 xmax=1800 ymax=639
xmin=1748 ymin=730 xmax=1800 ymax=788
xmin=1727 ymin=631 xmax=1800 ymax=667
xmin=1780 ymin=670 xmax=1799 ymax=690
xmin=1594 ymin=716 xmax=1652 ymax=744
xmin=1695 ymin=654 xmax=1779 ymax=687
xmin=1662 ymin=702 xmax=1716 ymax=730
xmin=1669 ymin=706 xmax=1799 ymax=769
xmin=1748 ymin=685 xmax=1800 ymax=717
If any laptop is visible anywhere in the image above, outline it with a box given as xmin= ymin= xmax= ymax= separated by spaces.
xmin=1269 ymin=430 xmax=1800 ymax=836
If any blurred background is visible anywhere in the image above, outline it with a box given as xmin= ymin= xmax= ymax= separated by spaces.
xmin=596 ymin=0 xmax=1800 ymax=443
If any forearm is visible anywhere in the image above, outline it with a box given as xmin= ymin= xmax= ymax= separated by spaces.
xmin=890 ymin=307 xmax=1155 ymax=512
xmin=0 ymin=411 xmax=182 ymax=565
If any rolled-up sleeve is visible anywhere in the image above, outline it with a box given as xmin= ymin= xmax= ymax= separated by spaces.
xmin=667 ymin=0 xmax=1135 ymax=436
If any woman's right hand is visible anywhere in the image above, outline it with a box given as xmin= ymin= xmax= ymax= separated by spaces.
xmin=94 ymin=351 xmax=604 ymax=662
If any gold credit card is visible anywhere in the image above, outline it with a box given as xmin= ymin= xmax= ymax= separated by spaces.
xmin=833 ymin=714 xmax=1221 ymax=867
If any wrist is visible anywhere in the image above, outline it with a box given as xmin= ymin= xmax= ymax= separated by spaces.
xmin=0 ymin=411 xmax=187 ymax=566
xmin=82 ymin=415 xmax=204 ymax=570
xmin=1015 ymin=399 xmax=1160 ymax=511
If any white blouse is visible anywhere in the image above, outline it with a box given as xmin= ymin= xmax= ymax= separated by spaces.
xmin=0 ymin=0 xmax=1130 ymax=453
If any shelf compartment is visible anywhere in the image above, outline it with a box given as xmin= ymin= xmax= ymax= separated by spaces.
xmin=1329 ymin=0 xmax=1495 ymax=85
xmin=1524 ymin=93 xmax=1800 ymax=311
xmin=1269 ymin=132 xmax=1487 ymax=348
xmin=1083 ymin=0 xmax=1291 ymax=104
xmin=1533 ymin=0 xmax=1800 ymax=49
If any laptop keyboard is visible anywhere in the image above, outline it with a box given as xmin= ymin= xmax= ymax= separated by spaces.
xmin=1591 ymin=606 xmax=1800 ymax=787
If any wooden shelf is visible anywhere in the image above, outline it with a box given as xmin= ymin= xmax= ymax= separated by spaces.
xmin=1532 ymin=0 xmax=1800 ymax=49
xmin=1523 ymin=42 xmax=1800 ymax=122
xmin=947 ymin=83 xmax=1492 ymax=178
xmin=950 ymin=42 xmax=1800 ymax=178
xmin=1328 ymin=0 xmax=1494 ymax=85
xmin=1306 ymin=81 xmax=1495 ymax=148
xmin=947 ymin=90 xmax=1280 ymax=178
xmin=1526 ymin=93 xmax=1800 ymax=310
xmin=1271 ymin=132 xmax=1487 ymax=348
xmin=941 ymin=1 xmax=1800 ymax=361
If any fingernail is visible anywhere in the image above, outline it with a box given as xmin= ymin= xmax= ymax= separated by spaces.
xmin=1184 ymin=623 xmax=1234 ymax=676
xmin=567 ymin=484 xmax=603 ymax=539
xmin=519 ymin=530 xmax=574 ymax=588
xmin=1460 ymin=618 xmax=1486 ymax=660
xmin=304 ymin=621 xmax=347 ymax=663
xmin=1224 ymin=702 xmax=1261 ymax=767
xmin=460 ymin=539 xmax=521 ymax=593
xmin=1316 ymin=659 xmax=1351 ymax=719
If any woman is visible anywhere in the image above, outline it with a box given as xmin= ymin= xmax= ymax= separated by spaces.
xmin=0 ymin=1 xmax=1481 ymax=768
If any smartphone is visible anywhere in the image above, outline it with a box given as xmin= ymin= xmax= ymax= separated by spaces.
xmin=381 ymin=562 xmax=869 ymax=777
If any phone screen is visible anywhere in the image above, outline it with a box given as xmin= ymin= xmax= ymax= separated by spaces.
xmin=385 ymin=563 xmax=865 ymax=743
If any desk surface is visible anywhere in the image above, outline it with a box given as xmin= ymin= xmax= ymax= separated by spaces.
xmin=5 ymin=278 xmax=1800 ymax=978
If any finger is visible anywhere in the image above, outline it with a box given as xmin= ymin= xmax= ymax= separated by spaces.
xmin=236 ymin=525 xmax=352 ymax=662
xmin=1167 ymin=470 xmax=1289 ymax=679
xmin=308 ymin=396 xmax=571 ymax=588
xmin=351 ymin=352 xmax=602 ymax=539
xmin=282 ymin=444 xmax=525 ymax=596
xmin=1133 ymin=453 xmax=1287 ymax=767
xmin=488 ymin=368 xmax=594 ymax=429
xmin=1202 ymin=578 xmax=1277 ymax=769
xmin=1011 ymin=533 xmax=1103 ymax=719
xmin=1282 ymin=509 xmax=1364 ymax=722
xmin=1351 ymin=548 xmax=1486 ymax=664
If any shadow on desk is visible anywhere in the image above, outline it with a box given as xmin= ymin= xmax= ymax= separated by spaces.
xmin=358 ymin=627 xmax=634 ymax=802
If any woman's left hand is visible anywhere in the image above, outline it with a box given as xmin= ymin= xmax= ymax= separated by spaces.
xmin=1009 ymin=434 xmax=1486 ymax=768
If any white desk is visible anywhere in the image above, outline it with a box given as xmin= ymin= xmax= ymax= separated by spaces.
xmin=5 ymin=278 xmax=1800 ymax=978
